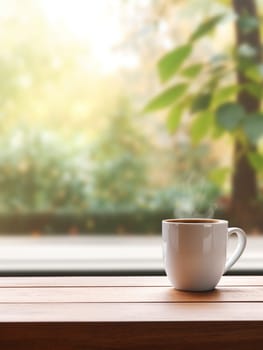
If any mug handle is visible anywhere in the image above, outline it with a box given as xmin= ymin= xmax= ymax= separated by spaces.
xmin=224 ymin=227 xmax=247 ymax=273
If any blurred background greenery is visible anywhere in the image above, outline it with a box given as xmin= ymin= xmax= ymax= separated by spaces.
xmin=0 ymin=0 xmax=263 ymax=234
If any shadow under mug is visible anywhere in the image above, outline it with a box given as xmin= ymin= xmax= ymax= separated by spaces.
xmin=162 ymin=218 xmax=247 ymax=292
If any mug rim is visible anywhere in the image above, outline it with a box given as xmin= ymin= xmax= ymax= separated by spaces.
xmin=162 ymin=218 xmax=228 ymax=225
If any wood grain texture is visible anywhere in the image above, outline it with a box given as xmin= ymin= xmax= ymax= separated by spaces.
xmin=0 ymin=322 xmax=262 ymax=350
xmin=0 ymin=276 xmax=262 ymax=350
xmin=0 ymin=286 xmax=262 ymax=303
xmin=0 ymin=275 xmax=262 ymax=287
xmin=0 ymin=302 xmax=262 ymax=322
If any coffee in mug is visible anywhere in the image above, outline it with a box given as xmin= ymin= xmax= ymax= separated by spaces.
xmin=162 ymin=218 xmax=247 ymax=291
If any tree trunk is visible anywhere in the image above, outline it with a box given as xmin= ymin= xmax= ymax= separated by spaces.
xmin=231 ymin=0 xmax=261 ymax=230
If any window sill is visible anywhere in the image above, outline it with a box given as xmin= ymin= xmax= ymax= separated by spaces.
xmin=0 ymin=235 xmax=262 ymax=276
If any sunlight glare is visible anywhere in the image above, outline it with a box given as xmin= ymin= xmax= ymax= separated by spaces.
xmin=40 ymin=0 xmax=133 ymax=72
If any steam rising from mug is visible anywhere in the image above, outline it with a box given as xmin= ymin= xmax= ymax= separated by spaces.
xmin=172 ymin=180 xmax=218 ymax=219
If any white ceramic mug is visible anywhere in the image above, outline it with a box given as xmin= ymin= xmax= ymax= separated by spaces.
xmin=162 ymin=218 xmax=247 ymax=291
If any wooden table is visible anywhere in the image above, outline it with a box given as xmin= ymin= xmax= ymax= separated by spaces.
xmin=0 ymin=276 xmax=262 ymax=349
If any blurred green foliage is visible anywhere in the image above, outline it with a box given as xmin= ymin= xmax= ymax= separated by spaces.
xmin=145 ymin=9 xmax=263 ymax=144
xmin=0 ymin=124 xmax=219 ymax=216
xmin=146 ymin=7 xmax=263 ymax=195
xmin=0 ymin=0 xmax=224 ymax=224
xmin=0 ymin=128 xmax=90 ymax=213
xmin=90 ymin=110 xmax=149 ymax=212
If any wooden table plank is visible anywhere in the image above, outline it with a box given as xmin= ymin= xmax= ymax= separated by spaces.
xmin=0 ymin=302 xmax=262 ymax=322
xmin=0 ymin=276 xmax=262 ymax=349
xmin=0 ymin=286 xmax=262 ymax=303
xmin=0 ymin=322 xmax=262 ymax=350
xmin=0 ymin=276 xmax=168 ymax=287
xmin=0 ymin=275 xmax=263 ymax=287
